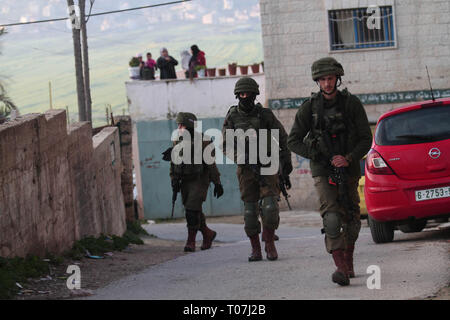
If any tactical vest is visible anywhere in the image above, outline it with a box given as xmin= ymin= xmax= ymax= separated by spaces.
xmin=226 ymin=103 xmax=274 ymax=158
xmin=309 ymin=90 xmax=351 ymax=159
xmin=172 ymin=134 xmax=205 ymax=178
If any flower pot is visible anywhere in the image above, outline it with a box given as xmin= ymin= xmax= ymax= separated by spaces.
xmin=239 ymin=65 xmax=248 ymax=75
xmin=251 ymin=64 xmax=260 ymax=73
xmin=206 ymin=68 xmax=216 ymax=77
xmin=128 ymin=67 xmax=140 ymax=79
xmin=228 ymin=64 xmax=237 ymax=76
xmin=218 ymin=68 xmax=226 ymax=76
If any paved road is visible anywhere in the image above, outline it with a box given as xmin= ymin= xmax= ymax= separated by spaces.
xmin=87 ymin=212 xmax=449 ymax=300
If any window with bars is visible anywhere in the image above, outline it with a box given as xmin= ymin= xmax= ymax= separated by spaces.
xmin=328 ymin=6 xmax=395 ymax=51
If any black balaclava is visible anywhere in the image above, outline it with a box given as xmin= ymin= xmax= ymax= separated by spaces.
xmin=238 ymin=93 xmax=256 ymax=113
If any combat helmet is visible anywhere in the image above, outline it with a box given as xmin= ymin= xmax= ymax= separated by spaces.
xmin=176 ymin=112 xmax=197 ymax=128
xmin=311 ymin=57 xmax=344 ymax=81
xmin=234 ymin=77 xmax=260 ymax=95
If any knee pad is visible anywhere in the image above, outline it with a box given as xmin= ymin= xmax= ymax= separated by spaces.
xmin=185 ymin=210 xmax=201 ymax=229
xmin=260 ymin=196 xmax=279 ymax=227
xmin=323 ymin=211 xmax=342 ymax=239
xmin=244 ymin=202 xmax=260 ymax=236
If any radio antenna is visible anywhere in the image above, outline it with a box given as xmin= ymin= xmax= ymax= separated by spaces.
xmin=425 ymin=66 xmax=435 ymax=102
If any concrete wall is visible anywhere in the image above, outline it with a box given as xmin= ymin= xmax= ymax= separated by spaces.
xmin=127 ymin=75 xmax=266 ymax=219
xmin=0 ymin=110 xmax=126 ymax=258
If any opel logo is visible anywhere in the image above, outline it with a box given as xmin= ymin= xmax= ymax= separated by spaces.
xmin=429 ymin=148 xmax=441 ymax=159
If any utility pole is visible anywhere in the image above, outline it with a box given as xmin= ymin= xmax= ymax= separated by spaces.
xmin=67 ymin=0 xmax=87 ymax=121
xmin=79 ymin=0 xmax=92 ymax=122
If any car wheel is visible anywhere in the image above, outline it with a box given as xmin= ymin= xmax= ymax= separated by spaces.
xmin=368 ymin=215 xmax=394 ymax=243
xmin=398 ymin=220 xmax=427 ymax=233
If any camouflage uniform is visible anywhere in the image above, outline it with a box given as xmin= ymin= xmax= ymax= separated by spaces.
xmin=222 ymin=77 xmax=292 ymax=261
xmin=288 ymin=57 xmax=372 ymax=285
xmin=168 ymin=112 xmax=224 ymax=252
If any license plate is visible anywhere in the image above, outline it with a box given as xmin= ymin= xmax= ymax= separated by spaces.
xmin=415 ymin=186 xmax=450 ymax=202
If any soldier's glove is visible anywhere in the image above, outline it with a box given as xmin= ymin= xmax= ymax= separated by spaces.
xmin=283 ymin=175 xmax=292 ymax=190
xmin=213 ymin=183 xmax=224 ymax=199
xmin=171 ymin=179 xmax=181 ymax=193
xmin=162 ymin=147 xmax=173 ymax=161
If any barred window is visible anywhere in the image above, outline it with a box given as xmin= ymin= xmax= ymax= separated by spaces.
xmin=328 ymin=6 xmax=395 ymax=51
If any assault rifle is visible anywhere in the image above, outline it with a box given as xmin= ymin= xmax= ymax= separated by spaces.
xmin=328 ymin=166 xmax=354 ymax=222
xmin=321 ymin=132 xmax=355 ymax=222
xmin=278 ymin=169 xmax=292 ymax=210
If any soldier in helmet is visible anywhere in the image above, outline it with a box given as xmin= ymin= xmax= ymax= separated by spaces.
xmin=287 ymin=57 xmax=372 ymax=286
xmin=221 ymin=77 xmax=293 ymax=262
xmin=166 ymin=112 xmax=224 ymax=252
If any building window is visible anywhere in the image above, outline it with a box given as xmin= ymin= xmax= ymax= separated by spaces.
xmin=328 ymin=6 xmax=395 ymax=51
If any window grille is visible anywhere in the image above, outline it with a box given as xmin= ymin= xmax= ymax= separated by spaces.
xmin=328 ymin=6 xmax=395 ymax=51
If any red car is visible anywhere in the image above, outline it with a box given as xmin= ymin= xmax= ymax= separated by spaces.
xmin=364 ymin=97 xmax=450 ymax=243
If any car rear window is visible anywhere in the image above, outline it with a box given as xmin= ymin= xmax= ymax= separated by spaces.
xmin=375 ymin=106 xmax=450 ymax=146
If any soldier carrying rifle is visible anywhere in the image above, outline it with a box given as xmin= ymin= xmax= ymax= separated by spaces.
xmin=163 ymin=112 xmax=224 ymax=252
xmin=221 ymin=77 xmax=293 ymax=262
xmin=288 ymin=58 xmax=372 ymax=286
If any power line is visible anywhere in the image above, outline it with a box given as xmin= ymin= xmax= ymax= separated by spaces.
xmin=0 ymin=0 xmax=192 ymax=28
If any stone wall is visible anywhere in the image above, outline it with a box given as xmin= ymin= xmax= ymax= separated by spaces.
xmin=0 ymin=110 xmax=126 ymax=258
xmin=115 ymin=116 xmax=136 ymax=222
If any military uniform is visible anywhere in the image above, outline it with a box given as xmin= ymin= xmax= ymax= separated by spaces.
xmin=168 ymin=112 xmax=224 ymax=252
xmin=222 ymin=77 xmax=292 ymax=261
xmin=288 ymin=57 xmax=372 ymax=285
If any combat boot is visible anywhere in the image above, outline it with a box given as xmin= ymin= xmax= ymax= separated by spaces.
xmin=200 ymin=224 xmax=217 ymax=250
xmin=248 ymin=234 xmax=262 ymax=262
xmin=184 ymin=229 xmax=197 ymax=252
xmin=344 ymin=244 xmax=355 ymax=278
xmin=331 ymin=249 xmax=350 ymax=286
xmin=262 ymin=227 xmax=278 ymax=261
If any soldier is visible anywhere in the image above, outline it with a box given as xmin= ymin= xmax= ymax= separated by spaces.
xmin=221 ymin=77 xmax=292 ymax=262
xmin=287 ymin=57 xmax=372 ymax=286
xmin=167 ymin=112 xmax=224 ymax=252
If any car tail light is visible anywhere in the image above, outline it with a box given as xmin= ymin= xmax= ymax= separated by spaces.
xmin=366 ymin=149 xmax=395 ymax=175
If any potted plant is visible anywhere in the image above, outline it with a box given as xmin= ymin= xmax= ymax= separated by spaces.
xmin=0 ymin=87 xmax=18 ymax=124
xmin=251 ymin=63 xmax=260 ymax=74
xmin=239 ymin=65 xmax=249 ymax=75
xmin=128 ymin=57 xmax=141 ymax=79
xmin=228 ymin=62 xmax=237 ymax=76
xmin=206 ymin=67 xmax=216 ymax=77
xmin=218 ymin=68 xmax=226 ymax=76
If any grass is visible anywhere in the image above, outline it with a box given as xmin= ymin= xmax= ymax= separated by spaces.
xmin=0 ymin=219 xmax=150 ymax=299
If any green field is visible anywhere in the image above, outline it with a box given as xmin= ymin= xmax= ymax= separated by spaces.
xmin=0 ymin=23 xmax=263 ymax=127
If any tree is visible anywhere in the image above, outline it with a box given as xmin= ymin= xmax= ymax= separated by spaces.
xmin=0 ymin=28 xmax=18 ymax=124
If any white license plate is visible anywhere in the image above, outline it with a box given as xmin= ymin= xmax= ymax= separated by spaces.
xmin=415 ymin=186 xmax=450 ymax=202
